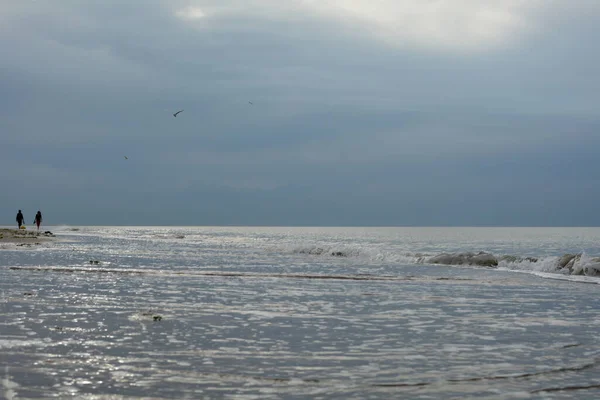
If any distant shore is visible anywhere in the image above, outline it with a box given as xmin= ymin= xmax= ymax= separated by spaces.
xmin=0 ymin=228 xmax=55 ymax=247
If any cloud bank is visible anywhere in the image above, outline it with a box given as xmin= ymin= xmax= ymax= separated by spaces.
xmin=1 ymin=0 xmax=599 ymax=225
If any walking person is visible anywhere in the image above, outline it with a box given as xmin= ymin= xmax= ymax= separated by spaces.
xmin=34 ymin=211 xmax=43 ymax=230
xmin=16 ymin=210 xmax=24 ymax=229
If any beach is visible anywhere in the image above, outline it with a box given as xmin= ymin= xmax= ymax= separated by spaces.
xmin=2 ymin=226 xmax=600 ymax=399
xmin=0 ymin=228 xmax=55 ymax=247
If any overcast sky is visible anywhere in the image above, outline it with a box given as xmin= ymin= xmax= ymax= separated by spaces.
xmin=1 ymin=1 xmax=600 ymax=226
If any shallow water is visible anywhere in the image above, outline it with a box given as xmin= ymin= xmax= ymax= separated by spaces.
xmin=2 ymin=226 xmax=600 ymax=399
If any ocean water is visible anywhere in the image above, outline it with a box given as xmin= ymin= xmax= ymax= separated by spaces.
xmin=2 ymin=226 xmax=600 ymax=399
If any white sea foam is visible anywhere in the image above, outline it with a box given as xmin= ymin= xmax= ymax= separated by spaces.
xmin=2 ymin=367 xmax=18 ymax=400
xmin=286 ymin=243 xmax=600 ymax=283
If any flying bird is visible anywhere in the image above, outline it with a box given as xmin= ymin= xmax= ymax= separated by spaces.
xmin=248 ymin=101 xmax=253 ymax=105
xmin=124 ymin=156 xmax=128 ymax=160
xmin=173 ymin=110 xmax=184 ymax=117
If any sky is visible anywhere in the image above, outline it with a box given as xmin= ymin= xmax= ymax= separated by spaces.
xmin=1 ymin=0 xmax=600 ymax=226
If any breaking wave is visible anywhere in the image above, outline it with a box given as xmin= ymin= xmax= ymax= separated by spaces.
xmin=426 ymin=252 xmax=600 ymax=278
xmin=289 ymin=245 xmax=600 ymax=279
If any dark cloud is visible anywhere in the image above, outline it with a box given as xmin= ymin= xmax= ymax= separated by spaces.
xmin=1 ymin=1 xmax=599 ymax=225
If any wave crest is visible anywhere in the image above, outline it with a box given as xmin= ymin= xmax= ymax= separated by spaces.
xmin=426 ymin=252 xmax=600 ymax=277
xmin=290 ymin=245 xmax=600 ymax=278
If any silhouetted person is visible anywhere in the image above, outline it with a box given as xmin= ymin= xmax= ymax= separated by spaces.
xmin=16 ymin=210 xmax=24 ymax=229
xmin=34 ymin=211 xmax=43 ymax=230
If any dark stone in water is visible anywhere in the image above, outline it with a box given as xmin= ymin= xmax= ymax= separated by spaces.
xmin=141 ymin=311 xmax=163 ymax=321
xmin=297 ymin=248 xmax=325 ymax=255
xmin=558 ymin=254 xmax=578 ymax=269
xmin=89 ymin=260 xmax=100 ymax=265
xmin=428 ymin=252 xmax=498 ymax=267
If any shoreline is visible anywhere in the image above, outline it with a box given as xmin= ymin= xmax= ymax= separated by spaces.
xmin=0 ymin=228 xmax=56 ymax=247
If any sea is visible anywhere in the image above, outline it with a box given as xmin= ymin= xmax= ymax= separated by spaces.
xmin=2 ymin=226 xmax=600 ymax=399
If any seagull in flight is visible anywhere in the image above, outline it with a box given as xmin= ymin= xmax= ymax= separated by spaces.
xmin=173 ymin=110 xmax=184 ymax=117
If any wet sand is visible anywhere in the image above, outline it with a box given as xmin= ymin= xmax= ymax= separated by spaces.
xmin=0 ymin=228 xmax=55 ymax=246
